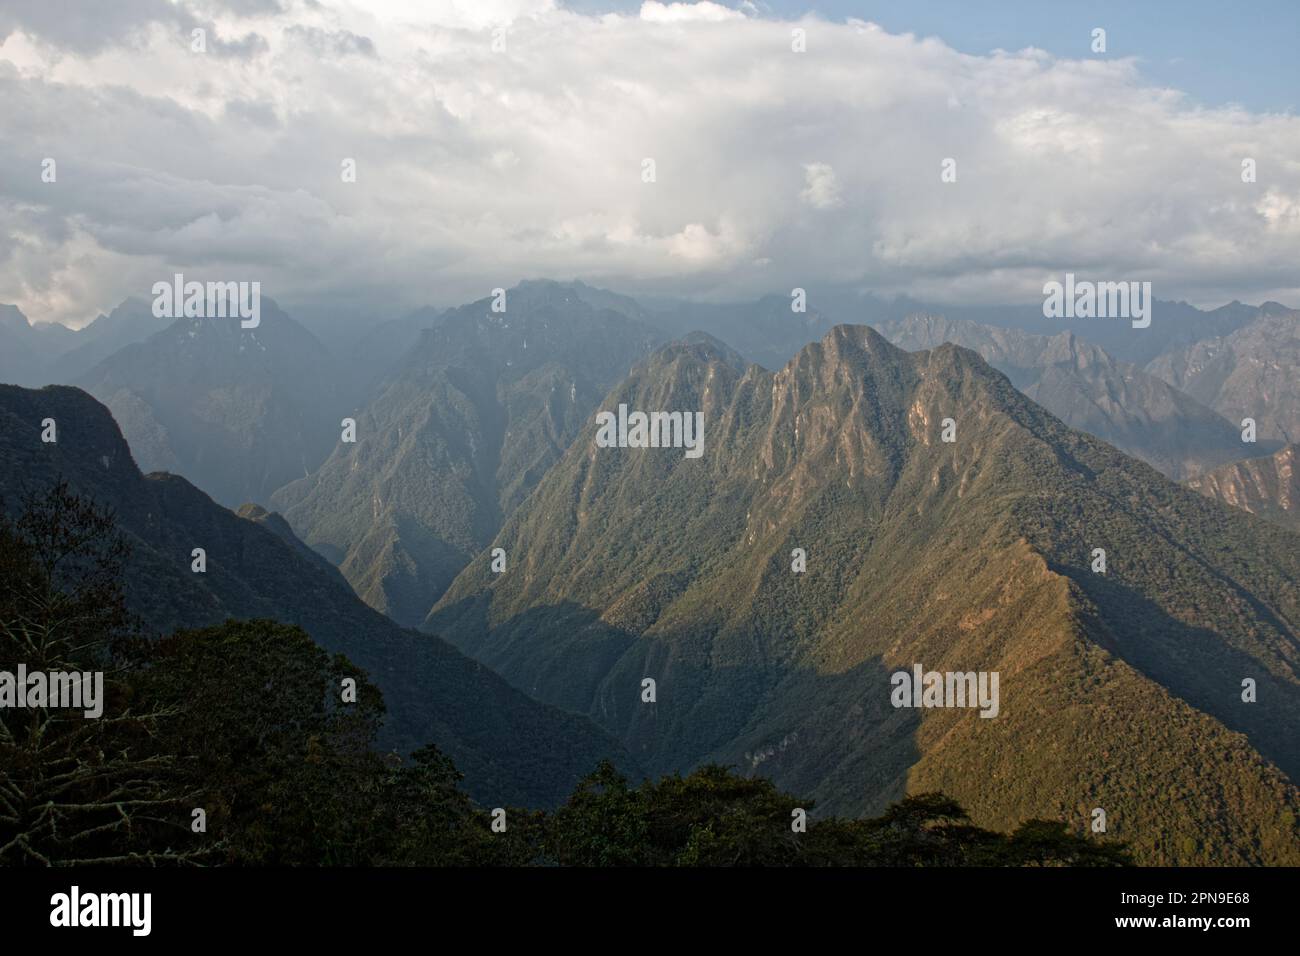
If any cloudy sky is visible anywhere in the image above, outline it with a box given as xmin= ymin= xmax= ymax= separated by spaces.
xmin=1 ymin=0 xmax=1297 ymax=326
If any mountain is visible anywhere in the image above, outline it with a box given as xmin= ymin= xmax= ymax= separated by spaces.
xmin=875 ymin=314 xmax=1248 ymax=479
xmin=648 ymin=290 xmax=1268 ymax=370
xmin=76 ymin=299 xmax=344 ymax=508
xmin=0 ymin=305 xmax=43 ymax=387
xmin=234 ymin=502 xmax=355 ymax=590
xmin=0 ymin=383 xmax=632 ymax=807
xmin=271 ymin=281 xmax=664 ymax=627
xmin=0 ymin=300 xmax=164 ymax=388
xmin=649 ymin=294 xmax=838 ymax=370
xmin=45 ymin=298 xmax=166 ymax=383
xmin=0 ymin=304 xmax=76 ymax=387
xmin=1145 ymin=304 xmax=1300 ymax=445
xmin=1185 ymin=445 xmax=1300 ymax=533
xmin=427 ymin=326 xmax=1300 ymax=865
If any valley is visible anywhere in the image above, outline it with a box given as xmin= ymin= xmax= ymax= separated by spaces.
xmin=3 ymin=281 xmax=1297 ymax=865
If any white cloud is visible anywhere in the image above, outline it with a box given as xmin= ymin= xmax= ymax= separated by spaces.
xmin=640 ymin=2 xmax=745 ymax=24
xmin=801 ymin=163 xmax=842 ymax=209
xmin=0 ymin=1 xmax=1297 ymax=325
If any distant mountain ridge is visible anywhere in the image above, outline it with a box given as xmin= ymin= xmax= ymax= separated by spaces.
xmin=0 ymin=383 xmax=634 ymax=808
xmin=271 ymin=281 xmax=665 ymax=626
xmin=875 ymin=314 xmax=1251 ymax=479
xmin=648 ymin=291 xmax=1269 ymax=370
xmin=77 ymin=299 xmax=344 ymax=508
xmin=1145 ymin=303 xmax=1300 ymax=445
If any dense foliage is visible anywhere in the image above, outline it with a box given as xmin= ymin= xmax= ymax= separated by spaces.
xmin=428 ymin=328 xmax=1300 ymax=865
xmin=0 ymin=384 xmax=629 ymax=809
xmin=0 ymin=483 xmax=1128 ymax=867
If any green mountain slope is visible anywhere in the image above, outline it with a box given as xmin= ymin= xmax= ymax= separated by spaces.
xmin=271 ymin=280 xmax=663 ymax=626
xmin=0 ymin=384 xmax=633 ymax=808
xmin=427 ymin=326 xmax=1300 ymax=864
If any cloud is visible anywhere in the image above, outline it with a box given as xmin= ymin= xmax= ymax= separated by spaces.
xmin=0 ymin=0 xmax=269 ymax=59
xmin=283 ymin=24 xmax=376 ymax=58
xmin=0 ymin=0 xmax=183 ymax=56
xmin=801 ymin=163 xmax=842 ymax=209
xmin=640 ymin=2 xmax=745 ymax=23
xmin=0 ymin=1 xmax=1297 ymax=325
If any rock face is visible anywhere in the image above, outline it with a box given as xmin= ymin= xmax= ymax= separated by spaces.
xmin=428 ymin=325 xmax=1300 ymax=865
xmin=1145 ymin=303 xmax=1300 ymax=445
xmin=0 ymin=384 xmax=635 ymax=808
xmin=877 ymin=314 xmax=1247 ymax=480
xmin=1185 ymin=444 xmax=1300 ymax=533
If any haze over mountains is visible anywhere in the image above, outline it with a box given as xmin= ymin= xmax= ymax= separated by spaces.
xmin=270 ymin=282 xmax=664 ymax=626
xmin=76 ymin=299 xmax=343 ymax=509
xmin=875 ymin=315 xmax=1250 ymax=480
xmin=0 ymin=299 xmax=158 ymax=388
xmin=2 ymin=281 xmax=1297 ymax=864
xmin=0 ymin=384 xmax=632 ymax=808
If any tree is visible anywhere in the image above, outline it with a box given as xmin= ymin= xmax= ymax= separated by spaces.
xmin=0 ymin=480 xmax=195 ymax=865
xmin=138 ymin=619 xmax=389 ymax=865
xmin=546 ymin=759 xmax=650 ymax=866
xmin=998 ymin=819 xmax=1131 ymax=867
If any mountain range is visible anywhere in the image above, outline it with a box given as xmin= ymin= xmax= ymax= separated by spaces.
xmin=0 ymin=383 xmax=632 ymax=808
xmin=0 ymin=299 xmax=162 ymax=388
xmin=874 ymin=314 xmax=1252 ymax=480
xmin=269 ymin=281 xmax=664 ymax=626
xmin=3 ymin=282 xmax=1298 ymax=864
xmin=426 ymin=325 xmax=1300 ymax=865
xmin=1145 ymin=302 xmax=1300 ymax=445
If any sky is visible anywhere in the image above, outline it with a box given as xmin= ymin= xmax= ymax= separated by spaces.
xmin=565 ymin=1 xmax=1300 ymax=114
xmin=0 ymin=0 xmax=1297 ymax=327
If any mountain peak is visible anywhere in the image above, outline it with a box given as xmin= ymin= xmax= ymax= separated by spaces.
xmin=0 ymin=382 xmax=633 ymax=807
xmin=650 ymin=331 xmax=744 ymax=367
xmin=0 ymin=303 xmax=30 ymax=332
xmin=427 ymin=312 xmax=1300 ymax=864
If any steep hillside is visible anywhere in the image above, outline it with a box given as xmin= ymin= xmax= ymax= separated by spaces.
xmin=878 ymin=314 xmax=1248 ymax=479
xmin=1146 ymin=304 xmax=1300 ymax=444
xmin=428 ymin=327 xmax=1300 ymax=864
xmin=272 ymin=281 xmax=663 ymax=626
xmin=0 ymin=384 xmax=633 ymax=808
xmin=1185 ymin=444 xmax=1299 ymax=533
xmin=77 ymin=299 xmax=343 ymax=508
